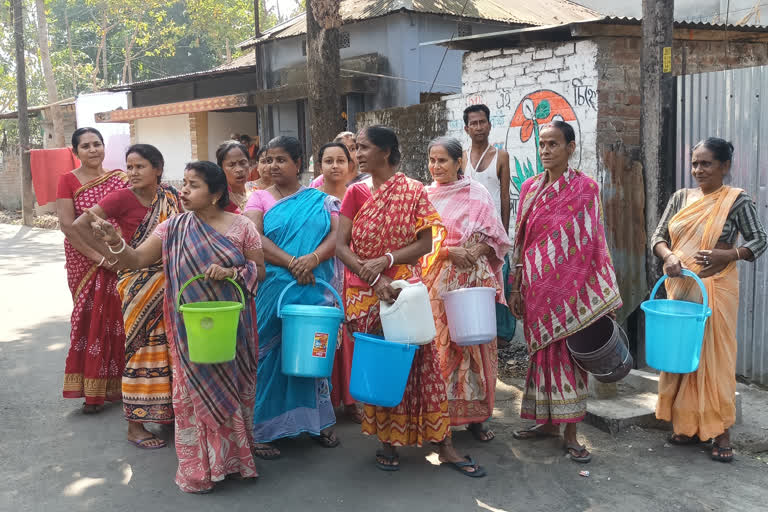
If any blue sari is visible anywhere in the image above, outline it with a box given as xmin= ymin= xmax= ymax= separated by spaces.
xmin=253 ymin=187 xmax=337 ymax=442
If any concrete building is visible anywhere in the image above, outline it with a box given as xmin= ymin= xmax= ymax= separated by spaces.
xmin=94 ymin=0 xmax=599 ymax=182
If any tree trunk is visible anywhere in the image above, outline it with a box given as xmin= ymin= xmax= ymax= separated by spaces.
xmin=65 ymin=9 xmax=77 ymax=95
xmin=34 ymin=0 xmax=65 ymax=148
xmin=12 ymin=0 xmax=34 ymax=225
xmin=306 ymin=0 xmax=343 ymax=177
xmin=101 ymin=12 xmax=108 ymax=84
xmin=122 ymin=28 xmax=138 ymax=84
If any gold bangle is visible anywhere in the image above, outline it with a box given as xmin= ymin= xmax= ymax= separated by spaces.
xmin=289 ymin=256 xmax=296 ymax=267
xmin=735 ymin=247 xmax=742 ymax=261
xmin=312 ymin=252 xmax=320 ymax=265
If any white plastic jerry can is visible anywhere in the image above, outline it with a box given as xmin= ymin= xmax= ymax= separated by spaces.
xmin=379 ymin=279 xmax=437 ymax=344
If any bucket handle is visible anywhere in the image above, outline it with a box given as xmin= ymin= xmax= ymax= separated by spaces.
xmin=649 ymin=269 xmax=710 ymax=317
xmin=276 ymin=279 xmax=344 ymax=319
xmin=176 ymin=274 xmax=246 ymax=311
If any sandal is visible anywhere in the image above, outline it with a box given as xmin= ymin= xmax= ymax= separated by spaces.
xmin=466 ymin=423 xmax=495 ymax=442
xmin=346 ymin=405 xmax=364 ymax=424
xmin=442 ymin=455 xmax=487 ymax=478
xmin=711 ymin=443 xmax=734 ymax=463
xmin=513 ymin=424 xmax=560 ymax=440
xmin=311 ymin=431 xmax=340 ymax=448
xmin=375 ymin=449 xmax=400 ymax=472
xmin=128 ymin=435 xmax=167 ymax=450
xmin=252 ymin=444 xmax=281 ymax=460
xmin=668 ymin=433 xmax=701 ymax=445
xmin=565 ymin=443 xmax=592 ymax=463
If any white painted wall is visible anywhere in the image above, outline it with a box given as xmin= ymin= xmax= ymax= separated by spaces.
xmin=206 ymin=112 xmax=259 ymax=161
xmin=76 ymin=92 xmax=130 ymax=172
xmin=134 ymin=114 xmax=192 ymax=182
xmin=446 ymin=40 xmax=600 ymax=225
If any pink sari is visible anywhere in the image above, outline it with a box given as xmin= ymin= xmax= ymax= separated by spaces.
xmin=62 ymin=170 xmax=128 ymax=405
xmin=513 ymin=168 xmax=622 ymax=423
xmin=424 ymin=178 xmax=510 ymax=424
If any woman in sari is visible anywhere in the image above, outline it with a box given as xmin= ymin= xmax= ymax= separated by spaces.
xmin=244 ymin=136 xmax=340 ymax=459
xmin=336 ymin=125 xmax=484 ymax=477
xmin=247 ymin=146 xmax=272 ymax=191
xmin=309 ymin=131 xmax=369 ymax=189
xmin=423 ymin=137 xmax=511 ymax=442
xmin=74 ymin=144 xmax=180 ymax=448
xmin=218 ymin=141 xmax=253 ymax=210
xmin=56 ymin=127 xmax=128 ymax=413
xmin=509 ymin=122 xmax=622 ymax=463
xmin=652 ymin=137 xmax=767 ymax=463
xmin=87 ymin=160 xmax=265 ymax=493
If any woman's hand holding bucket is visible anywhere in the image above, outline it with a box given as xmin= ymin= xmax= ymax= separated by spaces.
xmin=204 ymin=264 xmax=237 ymax=281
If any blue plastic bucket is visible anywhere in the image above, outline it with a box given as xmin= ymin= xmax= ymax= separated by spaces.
xmin=278 ymin=279 xmax=345 ymax=378
xmin=350 ymin=333 xmax=417 ymax=407
xmin=641 ymin=269 xmax=712 ymax=373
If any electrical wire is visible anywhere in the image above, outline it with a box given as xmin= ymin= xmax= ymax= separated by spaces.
xmin=427 ymin=0 xmax=472 ymax=94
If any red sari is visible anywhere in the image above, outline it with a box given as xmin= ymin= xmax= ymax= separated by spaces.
xmin=57 ymin=170 xmax=129 ymax=405
xmin=341 ymin=173 xmax=450 ymax=446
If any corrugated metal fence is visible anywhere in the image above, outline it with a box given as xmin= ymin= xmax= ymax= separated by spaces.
xmin=676 ymin=65 xmax=768 ymax=385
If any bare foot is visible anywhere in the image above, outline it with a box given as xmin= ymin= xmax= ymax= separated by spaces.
xmin=82 ymin=403 xmax=104 ymax=414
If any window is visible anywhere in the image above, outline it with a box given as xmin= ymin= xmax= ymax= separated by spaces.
xmin=458 ymin=22 xmax=472 ymax=38
xmin=340 ymin=31 xmax=351 ymax=48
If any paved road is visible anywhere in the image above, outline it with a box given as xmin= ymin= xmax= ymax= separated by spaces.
xmin=1 ymin=224 xmax=766 ymax=512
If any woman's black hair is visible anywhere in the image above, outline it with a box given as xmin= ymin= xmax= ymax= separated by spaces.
xmin=362 ymin=125 xmax=401 ymax=166
xmin=266 ymin=136 xmax=304 ymax=171
xmin=215 ymin=140 xmax=250 ymax=168
xmin=71 ymin=127 xmax=104 ymax=150
xmin=542 ymin=120 xmax=576 ymax=144
xmin=318 ymin=142 xmax=351 ymax=164
xmin=255 ymin=145 xmax=267 ymax=160
xmin=184 ymin=160 xmax=230 ymax=209
xmin=693 ymin=137 xmax=734 ymax=163
xmin=126 ymin=144 xmax=165 ymax=184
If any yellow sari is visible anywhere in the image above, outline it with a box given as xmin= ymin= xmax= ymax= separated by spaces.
xmin=656 ymin=186 xmax=742 ymax=440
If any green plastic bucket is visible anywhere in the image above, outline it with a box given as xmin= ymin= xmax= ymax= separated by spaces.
xmin=177 ymin=274 xmax=245 ymax=364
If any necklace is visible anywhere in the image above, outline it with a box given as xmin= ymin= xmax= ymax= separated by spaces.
xmin=273 ymin=185 xmax=286 ymax=198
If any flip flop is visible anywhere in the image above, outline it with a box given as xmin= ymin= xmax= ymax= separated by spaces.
xmin=311 ymin=431 xmax=340 ymax=448
xmin=252 ymin=444 xmax=281 ymax=460
xmin=513 ymin=424 xmax=560 ymax=440
xmin=565 ymin=443 xmax=592 ymax=463
xmin=82 ymin=403 xmax=104 ymax=415
xmin=668 ymin=433 xmax=701 ymax=446
xmin=711 ymin=443 xmax=734 ymax=463
xmin=128 ymin=435 xmax=167 ymax=450
xmin=375 ymin=449 xmax=400 ymax=472
xmin=443 ymin=456 xmax=487 ymax=478
xmin=466 ymin=423 xmax=495 ymax=442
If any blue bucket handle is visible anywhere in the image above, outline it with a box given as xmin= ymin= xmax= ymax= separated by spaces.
xmin=276 ymin=279 xmax=345 ymax=319
xmin=176 ymin=274 xmax=245 ymax=311
xmin=649 ymin=269 xmax=710 ymax=317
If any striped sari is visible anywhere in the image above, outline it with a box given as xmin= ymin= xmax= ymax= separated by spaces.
xmin=161 ymin=212 xmax=260 ymax=492
xmin=344 ymin=172 xmax=450 ymax=446
xmin=116 ymin=186 xmax=180 ymax=423
xmin=424 ymin=178 xmax=511 ymax=425
xmin=62 ymin=170 xmax=128 ymax=405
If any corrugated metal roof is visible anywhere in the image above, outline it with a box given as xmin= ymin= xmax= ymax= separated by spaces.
xmin=425 ymin=15 xmax=768 ymax=50
xmin=238 ymin=0 xmax=600 ymax=48
xmin=105 ymin=65 xmax=259 ymax=92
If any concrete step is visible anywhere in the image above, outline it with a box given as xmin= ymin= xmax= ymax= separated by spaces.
xmin=585 ymin=391 xmax=668 ymax=434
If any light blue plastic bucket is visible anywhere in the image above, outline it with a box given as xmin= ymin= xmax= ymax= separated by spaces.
xmin=641 ymin=269 xmax=712 ymax=373
xmin=278 ymin=279 xmax=345 ymax=378
xmin=350 ymin=333 xmax=417 ymax=407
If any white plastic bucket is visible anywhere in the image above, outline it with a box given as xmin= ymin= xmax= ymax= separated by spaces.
xmin=442 ymin=287 xmax=496 ymax=346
